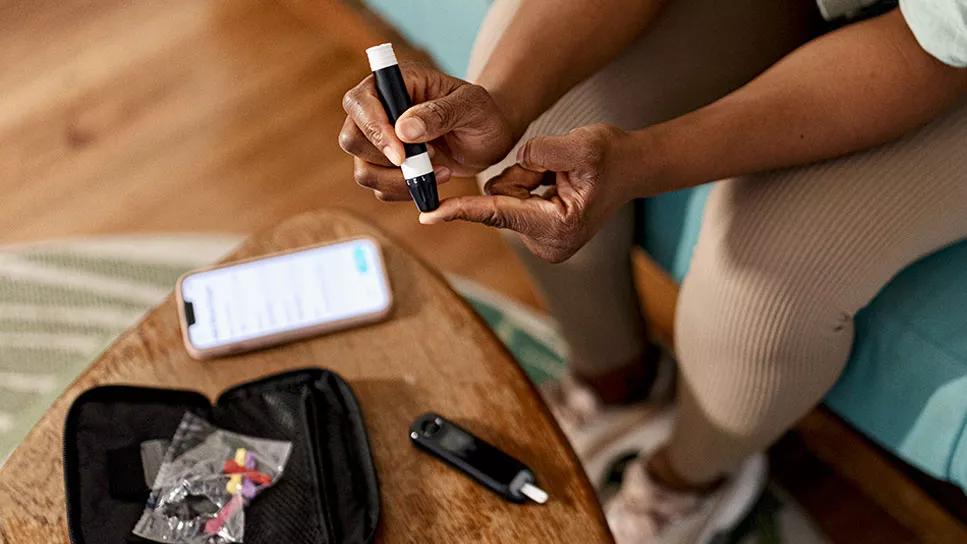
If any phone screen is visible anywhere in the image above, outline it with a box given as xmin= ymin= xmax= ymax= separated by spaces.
xmin=180 ymin=238 xmax=391 ymax=351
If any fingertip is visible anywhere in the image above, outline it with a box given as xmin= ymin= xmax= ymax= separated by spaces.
xmin=397 ymin=117 xmax=427 ymax=142
xmin=420 ymin=198 xmax=458 ymax=224
xmin=515 ymin=141 xmax=527 ymax=164
xmin=419 ymin=212 xmax=445 ymax=225
xmin=515 ymin=144 xmax=540 ymax=172
xmin=433 ymin=166 xmax=451 ymax=183
xmin=382 ymin=146 xmax=404 ymax=167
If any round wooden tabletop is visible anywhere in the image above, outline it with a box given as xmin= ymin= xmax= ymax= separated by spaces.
xmin=0 ymin=210 xmax=612 ymax=544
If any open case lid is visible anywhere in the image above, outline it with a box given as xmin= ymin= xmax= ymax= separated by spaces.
xmin=63 ymin=369 xmax=379 ymax=544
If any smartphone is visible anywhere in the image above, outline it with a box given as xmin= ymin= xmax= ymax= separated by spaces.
xmin=176 ymin=237 xmax=393 ymax=359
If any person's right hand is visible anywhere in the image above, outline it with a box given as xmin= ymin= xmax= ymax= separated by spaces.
xmin=339 ymin=62 xmax=516 ymax=201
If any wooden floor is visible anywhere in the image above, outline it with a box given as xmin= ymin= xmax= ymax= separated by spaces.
xmin=2 ymin=1 xmax=956 ymax=542
xmin=0 ymin=0 xmax=540 ymax=308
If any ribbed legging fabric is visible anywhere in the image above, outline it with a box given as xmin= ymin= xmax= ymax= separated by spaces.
xmin=469 ymin=0 xmax=967 ymax=482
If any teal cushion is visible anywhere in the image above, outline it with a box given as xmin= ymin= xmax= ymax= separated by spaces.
xmin=639 ymin=185 xmax=712 ymax=283
xmin=641 ymin=188 xmax=967 ymax=492
xmin=363 ymin=0 xmax=967 ymax=491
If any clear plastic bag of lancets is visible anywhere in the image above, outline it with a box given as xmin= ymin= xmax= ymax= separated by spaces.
xmin=133 ymin=412 xmax=293 ymax=544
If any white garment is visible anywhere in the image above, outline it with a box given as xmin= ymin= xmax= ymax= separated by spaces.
xmin=900 ymin=0 xmax=967 ymax=66
xmin=816 ymin=1 xmax=967 ymax=67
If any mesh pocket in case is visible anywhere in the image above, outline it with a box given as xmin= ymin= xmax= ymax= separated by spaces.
xmin=63 ymin=368 xmax=380 ymax=544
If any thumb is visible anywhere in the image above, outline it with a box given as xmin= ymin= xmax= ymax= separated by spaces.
xmin=516 ymin=133 xmax=577 ymax=173
xmin=396 ymin=84 xmax=489 ymax=143
xmin=418 ymin=194 xmax=550 ymax=236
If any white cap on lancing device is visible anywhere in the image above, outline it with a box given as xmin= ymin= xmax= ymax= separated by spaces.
xmin=366 ymin=43 xmax=398 ymax=72
xmin=365 ymin=42 xmax=439 ymax=212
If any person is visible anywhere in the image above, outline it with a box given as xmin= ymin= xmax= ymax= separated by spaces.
xmin=339 ymin=0 xmax=967 ymax=541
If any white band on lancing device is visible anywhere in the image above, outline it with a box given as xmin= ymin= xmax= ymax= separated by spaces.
xmin=400 ymin=151 xmax=433 ymax=180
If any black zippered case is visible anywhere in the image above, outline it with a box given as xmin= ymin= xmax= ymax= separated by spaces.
xmin=63 ymin=368 xmax=380 ymax=544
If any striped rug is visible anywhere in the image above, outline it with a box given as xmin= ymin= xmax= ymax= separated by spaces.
xmin=0 ymin=235 xmax=825 ymax=543
xmin=0 ymin=235 xmax=240 ymax=462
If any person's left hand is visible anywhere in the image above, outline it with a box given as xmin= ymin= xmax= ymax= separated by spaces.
xmin=419 ymin=124 xmax=644 ymax=263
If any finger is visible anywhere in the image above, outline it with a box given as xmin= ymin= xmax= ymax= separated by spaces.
xmin=425 ymin=144 xmax=465 ymax=174
xmin=483 ymin=165 xmax=553 ymax=199
xmin=353 ymin=159 xmax=409 ymax=199
xmin=354 ymin=158 xmax=451 ymax=199
xmin=425 ymin=142 xmax=486 ymax=178
xmin=342 ymin=77 xmax=405 ymax=166
xmin=398 ymin=61 xmax=463 ymax=103
xmin=419 ymin=194 xmax=550 ymax=237
xmin=396 ymin=83 xmax=489 ymax=144
xmin=516 ymin=133 xmax=579 ymax=172
xmin=338 ymin=117 xmax=393 ymax=166
xmin=541 ymin=185 xmax=560 ymax=200
xmin=373 ymin=190 xmax=416 ymax=202
xmin=338 ymin=125 xmax=460 ymax=173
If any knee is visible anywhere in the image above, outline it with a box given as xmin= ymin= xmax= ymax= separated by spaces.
xmin=677 ymin=253 xmax=853 ymax=362
xmin=673 ymin=251 xmax=855 ymax=436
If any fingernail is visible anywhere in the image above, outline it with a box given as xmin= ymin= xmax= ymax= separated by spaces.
xmin=382 ymin=146 xmax=403 ymax=166
xmin=419 ymin=212 xmax=444 ymax=225
xmin=398 ymin=118 xmax=426 ymax=141
xmin=516 ymin=143 xmax=528 ymax=164
xmin=433 ymin=166 xmax=451 ymax=180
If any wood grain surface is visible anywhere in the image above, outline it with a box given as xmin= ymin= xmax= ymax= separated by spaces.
xmin=0 ymin=0 xmax=540 ymax=309
xmin=0 ymin=210 xmax=612 ymax=544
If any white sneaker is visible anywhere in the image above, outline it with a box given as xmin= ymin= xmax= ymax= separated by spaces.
xmin=585 ymin=412 xmax=768 ymax=544
xmin=538 ymin=353 xmax=675 ymax=461
xmin=604 ymin=454 xmax=767 ymax=544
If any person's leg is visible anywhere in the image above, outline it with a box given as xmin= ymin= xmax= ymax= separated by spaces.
xmin=663 ymin=100 xmax=967 ymax=486
xmin=466 ymin=0 xmax=818 ymax=388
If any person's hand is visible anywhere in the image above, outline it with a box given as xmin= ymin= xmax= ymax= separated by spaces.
xmin=420 ymin=124 xmax=644 ymax=263
xmin=339 ymin=62 xmax=516 ymax=201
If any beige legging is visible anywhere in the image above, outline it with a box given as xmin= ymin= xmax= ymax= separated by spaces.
xmin=469 ymin=0 xmax=967 ymax=483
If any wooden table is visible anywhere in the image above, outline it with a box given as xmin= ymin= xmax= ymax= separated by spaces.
xmin=0 ymin=210 xmax=612 ymax=544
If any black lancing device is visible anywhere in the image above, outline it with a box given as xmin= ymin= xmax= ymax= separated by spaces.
xmin=409 ymin=412 xmax=549 ymax=504
xmin=366 ymin=43 xmax=440 ymax=212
